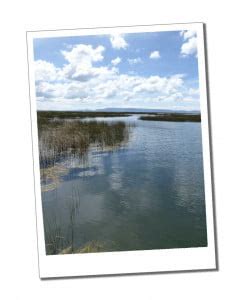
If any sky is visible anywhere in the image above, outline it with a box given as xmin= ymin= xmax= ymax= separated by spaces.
xmin=33 ymin=30 xmax=200 ymax=111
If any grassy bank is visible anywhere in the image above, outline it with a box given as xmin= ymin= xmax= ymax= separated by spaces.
xmin=139 ymin=113 xmax=201 ymax=122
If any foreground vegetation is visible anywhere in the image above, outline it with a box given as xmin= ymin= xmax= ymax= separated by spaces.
xmin=38 ymin=113 xmax=130 ymax=169
xmin=38 ymin=110 xmax=131 ymax=192
xmin=38 ymin=111 xmax=132 ymax=254
xmin=139 ymin=113 xmax=201 ymax=122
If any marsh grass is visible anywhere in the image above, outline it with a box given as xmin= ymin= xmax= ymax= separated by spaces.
xmin=44 ymin=216 xmax=65 ymax=255
xmin=39 ymin=112 xmax=132 ymax=254
xmin=139 ymin=113 xmax=201 ymax=122
xmin=44 ymin=185 xmax=81 ymax=255
xmin=59 ymin=241 xmax=105 ymax=254
xmin=44 ymin=185 xmax=106 ymax=255
xmin=38 ymin=118 xmax=130 ymax=169
xmin=38 ymin=115 xmax=131 ymax=192
xmin=40 ymin=165 xmax=69 ymax=192
xmin=67 ymin=186 xmax=81 ymax=254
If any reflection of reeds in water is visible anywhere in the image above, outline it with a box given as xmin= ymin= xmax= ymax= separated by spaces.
xmin=67 ymin=186 xmax=81 ymax=254
xmin=38 ymin=117 xmax=131 ymax=191
xmin=44 ymin=216 xmax=64 ymax=255
xmin=44 ymin=185 xmax=81 ymax=255
xmin=39 ymin=114 xmax=132 ymax=255
xmin=44 ymin=185 xmax=106 ymax=255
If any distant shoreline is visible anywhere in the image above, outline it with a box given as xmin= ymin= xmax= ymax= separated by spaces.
xmin=37 ymin=111 xmax=201 ymax=122
xmin=139 ymin=113 xmax=201 ymax=122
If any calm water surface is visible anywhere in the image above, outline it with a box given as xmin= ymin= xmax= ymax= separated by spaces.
xmin=42 ymin=115 xmax=207 ymax=253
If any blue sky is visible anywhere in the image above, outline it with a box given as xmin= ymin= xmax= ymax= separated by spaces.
xmin=33 ymin=30 xmax=200 ymax=111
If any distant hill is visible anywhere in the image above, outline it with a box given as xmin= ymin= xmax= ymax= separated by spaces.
xmin=38 ymin=107 xmax=201 ymax=114
xmin=96 ymin=107 xmax=200 ymax=114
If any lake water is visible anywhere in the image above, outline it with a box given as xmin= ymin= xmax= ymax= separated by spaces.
xmin=41 ymin=115 xmax=207 ymax=254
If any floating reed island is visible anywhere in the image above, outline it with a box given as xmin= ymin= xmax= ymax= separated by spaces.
xmin=139 ymin=113 xmax=201 ymax=122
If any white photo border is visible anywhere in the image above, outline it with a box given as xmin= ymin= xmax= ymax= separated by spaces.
xmin=27 ymin=22 xmax=217 ymax=278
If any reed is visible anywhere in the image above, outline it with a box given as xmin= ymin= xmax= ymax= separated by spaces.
xmin=38 ymin=118 xmax=130 ymax=169
xmin=139 ymin=113 xmax=201 ymax=122
xmin=39 ymin=111 xmax=131 ymax=254
xmin=44 ymin=216 xmax=65 ymax=255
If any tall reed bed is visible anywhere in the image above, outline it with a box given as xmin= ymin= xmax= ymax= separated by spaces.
xmin=38 ymin=112 xmax=131 ymax=254
xmin=38 ymin=117 xmax=130 ymax=169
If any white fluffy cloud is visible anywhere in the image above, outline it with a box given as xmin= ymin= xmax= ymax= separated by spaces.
xmin=34 ymin=60 xmax=60 ymax=82
xmin=180 ymin=30 xmax=197 ymax=57
xmin=110 ymin=34 xmax=128 ymax=49
xmin=35 ymin=42 xmax=199 ymax=110
xmin=60 ymin=44 xmax=110 ymax=81
xmin=180 ymin=30 xmax=196 ymax=41
xmin=111 ymin=57 xmax=121 ymax=66
xmin=128 ymin=57 xmax=142 ymax=65
xmin=149 ymin=51 xmax=160 ymax=59
xmin=62 ymin=44 xmax=105 ymax=65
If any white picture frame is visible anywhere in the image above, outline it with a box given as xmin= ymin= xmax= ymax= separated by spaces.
xmin=27 ymin=22 xmax=217 ymax=278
